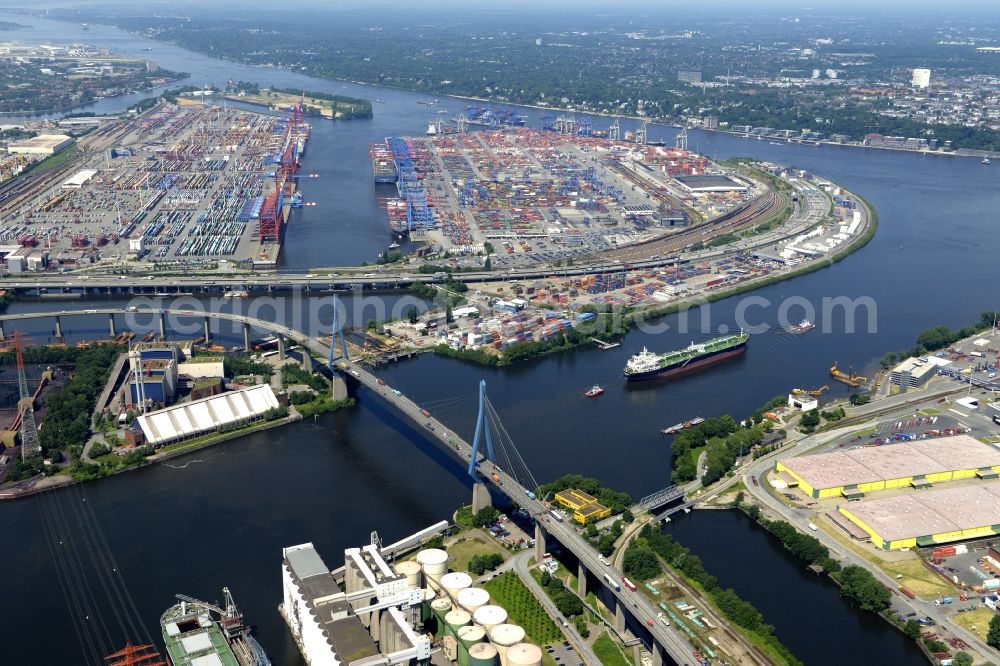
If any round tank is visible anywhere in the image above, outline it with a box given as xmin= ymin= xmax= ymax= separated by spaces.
xmin=458 ymin=624 xmax=486 ymax=647
xmin=440 ymin=571 xmax=473 ymax=600
xmin=416 ymin=549 xmax=449 ymax=587
xmin=489 ymin=624 xmax=525 ymax=666
xmin=430 ymin=597 xmax=452 ymax=625
xmin=469 ymin=642 xmax=499 ymax=666
xmin=420 ymin=588 xmax=436 ymax=623
xmin=457 ymin=587 xmax=491 ymax=614
xmin=444 ymin=608 xmax=472 ymax=637
xmin=473 ymin=605 xmax=507 ymax=631
xmin=395 ymin=560 xmax=423 ymax=589
xmin=506 ymin=643 xmax=543 ymax=666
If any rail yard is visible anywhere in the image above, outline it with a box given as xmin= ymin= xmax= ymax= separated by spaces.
xmin=0 ymin=102 xmax=307 ymax=272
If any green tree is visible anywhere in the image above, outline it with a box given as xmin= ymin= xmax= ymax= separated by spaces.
xmin=988 ymin=614 xmax=1000 ymax=650
xmin=540 ymin=570 xmax=552 ymax=587
xmin=484 ymin=256 xmax=492 ymax=271
xmin=622 ymin=544 xmax=661 ymax=581
xmin=407 ymin=306 xmax=419 ymax=324
xmin=952 ymin=652 xmax=973 ymax=666
xmin=903 ymin=619 xmax=921 ymax=640
xmin=838 ymin=565 xmax=891 ymax=613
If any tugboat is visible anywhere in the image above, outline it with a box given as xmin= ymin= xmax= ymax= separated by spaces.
xmin=583 ymin=385 xmax=605 ymax=398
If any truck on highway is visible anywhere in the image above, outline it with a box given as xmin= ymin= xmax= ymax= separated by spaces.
xmin=549 ymin=510 xmax=563 ymax=523
xmin=604 ymin=574 xmax=621 ymax=591
xmin=491 ymin=473 xmax=501 ymax=483
xmin=622 ymin=577 xmax=637 ymax=592
xmin=808 ymin=522 xmax=818 ymax=531
xmin=420 ymin=409 xmax=430 ymax=417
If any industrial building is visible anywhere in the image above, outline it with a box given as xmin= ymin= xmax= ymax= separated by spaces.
xmin=775 ymin=435 xmax=1000 ymax=499
xmin=128 ymin=343 xmax=181 ymax=406
xmin=674 ymin=175 xmax=749 ymax=193
xmin=6 ymin=134 xmax=74 ymax=155
xmin=281 ymin=538 xmax=545 ymax=666
xmin=837 ymin=481 xmax=1000 ymax=550
xmin=135 ymin=384 xmax=280 ymax=447
xmin=61 ymin=169 xmax=98 ymax=189
xmin=888 ymin=356 xmax=949 ymax=393
xmin=553 ymin=488 xmax=612 ymax=523
xmin=912 ymin=68 xmax=932 ymax=89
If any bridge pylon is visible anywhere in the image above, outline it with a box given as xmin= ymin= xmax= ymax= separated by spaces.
xmin=328 ymin=294 xmax=349 ymax=367
xmin=468 ymin=379 xmax=496 ymax=478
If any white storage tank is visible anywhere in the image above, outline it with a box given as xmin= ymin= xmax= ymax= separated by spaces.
xmin=430 ymin=597 xmax=453 ymax=624
xmin=440 ymin=571 xmax=473 ymax=600
xmin=416 ymin=548 xmax=449 ymax=588
xmin=421 ymin=588 xmax=436 ymax=623
xmin=507 ymin=643 xmax=543 ymax=666
xmin=473 ymin=604 xmax=507 ymax=631
xmin=488 ymin=623 xmax=525 ymax=666
xmin=457 ymin=587 xmax=491 ymax=614
xmin=445 ymin=609 xmax=473 ymax=637
xmin=394 ymin=560 xmax=423 ymax=589
xmin=469 ymin=642 xmax=499 ymax=666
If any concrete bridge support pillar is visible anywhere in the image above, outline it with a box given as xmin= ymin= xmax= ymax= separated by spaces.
xmin=158 ymin=313 xmax=166 ymax=340
xmin=632 ymin=644 xmax=642 ymax=666
xmin=301 ymin=347 xmax=312 ymax=373
xmin=332 ymin=373 xmax=348 ymax=401
xmin=651 ymin=644 xmax=665 ymax=666
xmin=54 ymin=316 xmax=63 ymax=340
xmin=614 ymin=602 xmax=625 ymax=633
xmin=277 ymin=335 xmax=286 ymax=361
xmin=577 ymin=562 xmax=587 ymax=598
xmin=471 ymin=482 xmax=492 ymax=514
xmin=534 ymin=523 xmax=546 ymax=564
xmin=203 ymin=317 xmax=210 ymax=342
xmin=243 ymin=323 xmax=251 ymax=352
xmin=109 ymin=314 xmax=116 ymax=338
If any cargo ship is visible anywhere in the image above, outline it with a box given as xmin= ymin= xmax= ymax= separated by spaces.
xmin=161 ymin=588 xmax=270 ymax=666
xmin=369 ymin=142 xmax=397 ymax=183
xmin=624 ymin=331 xmax=749 ymax=381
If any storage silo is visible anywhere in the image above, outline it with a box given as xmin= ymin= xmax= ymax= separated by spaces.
xmin=421 ymin=588 xmax=437 ymax=625
xmin=444 ymin=608 xmax=473 ymax=638
xmin=394 ymin=560 xmax=423 ymax=589
xmin=416 ymin=549 xmax=449 ymax=589
xmin=431 ymin=597 xmax=453 ymax=626
xmin=488 ymin=624 xmax=525 ymax=666
xmin=457 ymin=587 xmax=491 ymax=614
xmin=457 ymin=624 xmax=487 ymax=666
xmin=440 ymin=571 xmax=473 ymax=601
xmin=469 ymin=642 xmax=499 ymax=666
xmin=473 ymin=605 xmax=507 ymax=632
xmin=506 ymin=643 xmax=543 ymax=666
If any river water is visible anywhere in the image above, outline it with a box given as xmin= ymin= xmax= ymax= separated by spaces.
xmin=1 ymin=11 xmax=996 ymax=665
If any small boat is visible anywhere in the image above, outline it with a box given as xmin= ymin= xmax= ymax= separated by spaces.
xmin=662 ymin=423 xmax=683 ymax=435
xmin=584 ymin=385 xmax=604 ymax=398
xmin=388 ymin=242 xmax=400 ymax=249
xmin=790 ymin=319 xmax=815 ymax=334
xmin=983 ymin=158 xmax=991 ymax=165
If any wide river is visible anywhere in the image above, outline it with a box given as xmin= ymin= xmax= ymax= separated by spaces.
xmin=1 ymin=11 xmax=993 ymax=665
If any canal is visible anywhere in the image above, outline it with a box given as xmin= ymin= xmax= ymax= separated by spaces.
xmin=1 ymin=10 xmax=996 ymax=665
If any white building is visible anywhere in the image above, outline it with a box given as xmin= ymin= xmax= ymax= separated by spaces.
xmin=7 ymin=134 xmax=74 ymax=156
xmin=135 ymin=384 xmax=280 ymax=446
xmin=912 ymin=68 xmax=931 ymax=89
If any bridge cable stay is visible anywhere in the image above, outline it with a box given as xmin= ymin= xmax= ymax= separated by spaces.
xmin=483 ymin=397 xmax=541 ymax=495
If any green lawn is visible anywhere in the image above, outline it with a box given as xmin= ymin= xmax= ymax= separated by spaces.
xmin=31 ymin=144 xmax=78 ymax=174
xmin=447 ymin=533 xmax=507 ymax=572
xmin=593 ymin=632 xmax=633 ymax=666
xmin=483 ymin=572 xmax=562 ymax=645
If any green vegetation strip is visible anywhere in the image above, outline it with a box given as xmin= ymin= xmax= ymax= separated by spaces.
xmin=483 ymin=572 xmax=562 ymax=645
xmin=592 ymin=633 xmax=633 ymax=666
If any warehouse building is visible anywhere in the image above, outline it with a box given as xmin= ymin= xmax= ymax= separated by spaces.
xmin=888 ymin=356 xmax=949 ymax=393
xmin=775 ymin=435 xmax=1000 ymax=499
xmin=554 ymin=488 xmax=612 ymax=523
xmin=128 ymin=343 xmax=180 ymax=406
xmin=838 ymin=481 xmax=1000 ymax=550
xmin=136 ymin=384 xmax=280 ymax=447
xmin=7 ymin=134 xmax=74 ymax=156
xmin=674 ymin=174 xmax=748 ymax=193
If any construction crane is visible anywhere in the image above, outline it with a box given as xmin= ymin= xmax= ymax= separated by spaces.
xmin=175 ymin=588 xmax=246 ymax=639
xmin=791 ymin=385 xmax=829 ymax=397
xmin=1 ymin=332 xmax=42 ymax=460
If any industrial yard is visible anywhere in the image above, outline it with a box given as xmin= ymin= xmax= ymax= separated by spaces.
xmin=375 ymin=128 xmax=774 ymax=266
xmin=0 ymin=102 xmax=307 ymax=272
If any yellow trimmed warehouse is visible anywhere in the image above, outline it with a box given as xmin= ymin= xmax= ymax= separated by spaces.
xmin=553 ymin=488 xmax=612 ymax=524
xmin=775 ymin=435 xmax=1000 ymax=500
xmin=837 ymin=482 xmax=1000 ymax=550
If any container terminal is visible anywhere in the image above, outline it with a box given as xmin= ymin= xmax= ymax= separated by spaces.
xmin=369 ymin=127 xmax=762 ymax=266
xmin=0 ymin=101 xmax=309 ymax=272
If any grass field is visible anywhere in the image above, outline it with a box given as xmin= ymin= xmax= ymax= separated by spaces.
xmin=31 ymin=144 xmax=78 ymax=174
xmin=881 ymin=559 xmax=953 ymax=598
xmin=483 ymin=572 xmax=562 ymax=646
xmin=593 ymin=632 xmax=633 ymax=666
xmin=952 ymin=608 xmax=993 ymax=641
xmin=447 ymin=532 xmax=507 ymax=571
